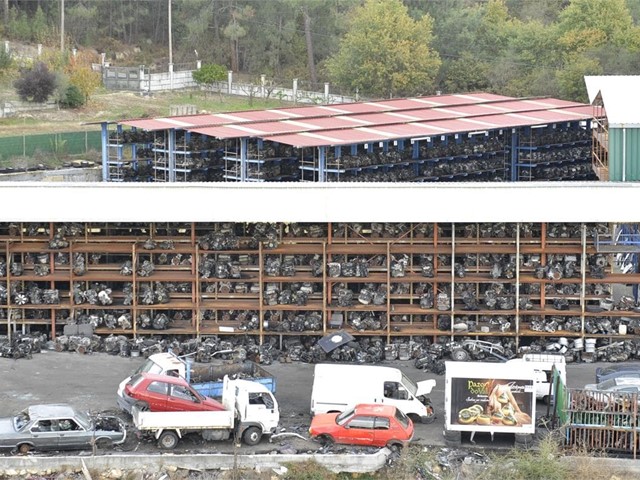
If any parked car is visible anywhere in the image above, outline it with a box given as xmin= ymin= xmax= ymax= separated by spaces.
xmin=120 ymin=372 xmax=224 ymax=413
xmin=584 ymin=376 xmax=640 ymax=393
xmin=0 ymin=404 xmax=126 ymax=454
xmin=595 ymin=364 xmax=640 ymax=384
xmin=309 ymin=404 xmax=413 ymax=449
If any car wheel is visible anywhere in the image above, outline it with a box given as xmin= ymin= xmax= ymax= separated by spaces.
xmin=317 ymin=434 xmax=334 ymax=446
xmin=242 ymin=426 xmax=262 ymax=446
xmin=95 ymin=438 xmax=113 ymax=449
xmin=134 ymin=401 xmax=149 ymax=412
xmin=158 ymin=431 xmax=179 ymax=450
xmin=386 ymin=441 xmax=403 ymax=453
xmin=451 ymin=348 xmax=469 ymax=362
xmin=18 ymin=443 xmax=32 ymax=454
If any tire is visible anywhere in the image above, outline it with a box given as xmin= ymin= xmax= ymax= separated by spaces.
xmin=158 ymin=431 xmax=179 ymax=450
xmin=242 ymin=426 xmax=262 ymax=446
xmin=515 ymin=433 xmax=533 ymax=448
xmin=134 ymin=401 xmax=149 ymax=412
xmin=316 ymin=434 xmax=334 ymax=446
xmin=443 ymin=429 xmax=461 ymax=447
xmin=451 ymin=348 xmax=469 ymax=362
xmin=386 ymin=441 xmax=403 ymax=453
xmin=18 ymin=443 xmax=32 ymax=454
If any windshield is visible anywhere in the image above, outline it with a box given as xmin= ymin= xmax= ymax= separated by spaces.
xmin=134 ymin=360 xmax=163 ymax=376
xmin=14 ymin=412 xmax=30 ymax=430
xmin=395 ymin=408 xmax=410 ymax=429
xmin=401 ymin=373 xmax=417 ymax=396
xmin=336 ymin=407 xmax=356 ymax=426
xmin=75 ymin=410 xmax=91 ymax=428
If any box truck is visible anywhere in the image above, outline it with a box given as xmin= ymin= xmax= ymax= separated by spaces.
xmin=444 ymin=361 xmax=537 ymax=446
xmin=310 ymin=364 xmax=436 ymax=423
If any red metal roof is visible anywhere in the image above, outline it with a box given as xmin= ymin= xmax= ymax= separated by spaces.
xmin=119 ymin=93 xmax=513 ymax=131
xmin=262 ymin=105 xmax=593 ymax=148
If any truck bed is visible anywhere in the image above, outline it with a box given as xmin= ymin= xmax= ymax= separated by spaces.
xmin=132 ymin=407 xmax=235 ymax=431
xmin=190 ymin=361 xmax=276 ymax=397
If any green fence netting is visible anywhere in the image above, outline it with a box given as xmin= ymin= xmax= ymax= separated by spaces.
xmin=0 ymin=131 xmax=102 ymax=161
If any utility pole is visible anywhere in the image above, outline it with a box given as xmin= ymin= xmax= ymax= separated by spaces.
xmin=168 ymin=0 xmax=173 ymax=66
xmin=60 ymin=0 xmax=65 ymax=52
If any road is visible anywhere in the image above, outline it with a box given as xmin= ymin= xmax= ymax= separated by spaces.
xmin=0 ymin=351 xmax=624 ymax=452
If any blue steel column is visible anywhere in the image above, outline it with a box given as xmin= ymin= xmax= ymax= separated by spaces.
xmin=318 ymin=146 xmax=326 ymax=182
xmin=101 ymin=122 xmax=109 ymax=181
xmin=168 ymin=129 xmax=176 ymax=182
xmin=510 ymin=129 xmax=518 ymax=181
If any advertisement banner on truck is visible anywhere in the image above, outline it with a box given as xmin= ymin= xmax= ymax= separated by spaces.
xmin=449 ymin=377 xmax=535 ymax=431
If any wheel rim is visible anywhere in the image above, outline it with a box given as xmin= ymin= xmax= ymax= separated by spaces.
xmin=18 ymin=444 xmax=31 ymax=454
xmin=160 ymin=434 xmax=176 ymax=448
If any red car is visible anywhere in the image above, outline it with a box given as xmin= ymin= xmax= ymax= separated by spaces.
xmin=123 ymin=373 xmax=224 ymax=412
xmin=309 ymin=404 xmax=414 ymax=449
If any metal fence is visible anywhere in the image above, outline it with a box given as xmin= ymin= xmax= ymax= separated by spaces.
xmin=0 ymin=131 xmax=102 ymax=162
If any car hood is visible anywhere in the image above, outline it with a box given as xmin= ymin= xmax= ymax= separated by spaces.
xmin=309 ymin=413 xmax=339 ymax=432
xmin=416 ymin=379 xmax=436 ymax=396
xmin=0 ymin=417 xmax=17 ymax=435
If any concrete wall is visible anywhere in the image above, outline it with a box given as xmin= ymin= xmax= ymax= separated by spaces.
xmin=0 ymin=167 xmax=101 ymax=182
xmin=0 ymin=101 xmax=57 ymax=118
xmin=147 ymin=70 xmax=197 ymax=92
xmin=0 ymin=449 xmax=390 ymax=476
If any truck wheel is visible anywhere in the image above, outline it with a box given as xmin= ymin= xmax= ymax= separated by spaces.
xmin=451 ymin=348 xmax=469 ymax=362
xmin=158 ymin=431 xmax=179 ymax=450
xmin=242 ymin=426 xmax=262 ymax=446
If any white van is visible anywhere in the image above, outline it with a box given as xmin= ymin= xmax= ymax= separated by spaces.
xmin=310 ymin=364 xmax=436 ymax=423
xmin=505 ymin=353 xmax=566 ymax=404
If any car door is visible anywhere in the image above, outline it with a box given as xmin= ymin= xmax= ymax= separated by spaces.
xmin=55 ymin=418 xmax=87 ymax=449
xmin=372 ymin=416 xmax=392 ymax=446
xmin=29 ymin=419 xmax=60 ymax=450
xmin=144 ymin=380 xmax=170 ymax=411
xmin=167 ymin=383 xmax=202 ymax=411
xmin=342 ymin=415 xmax=375 ymax=446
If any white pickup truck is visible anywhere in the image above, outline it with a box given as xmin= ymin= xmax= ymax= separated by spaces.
xmin=132 ymin=375 xmax=279 ymax=449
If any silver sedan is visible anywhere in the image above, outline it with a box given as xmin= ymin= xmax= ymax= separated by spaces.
xmin=0 ymin=404 xmax=126 ymax=454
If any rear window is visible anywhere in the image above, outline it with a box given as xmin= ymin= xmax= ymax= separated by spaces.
xmin=134 ymin=360 xmax=164 ymax=376
xmin=394 ymin=408 xmax=410 ymax=428
xmin=128 ymin=374 xmax=145 ymax=388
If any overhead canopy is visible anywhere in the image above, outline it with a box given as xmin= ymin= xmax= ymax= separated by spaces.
xmin=119 ymin=92 xmax=510 ymax=131
xmin=584 ymin=75 xmax=640 ymax=128
xmin=0 ymin=182 xmax=636 ymax=223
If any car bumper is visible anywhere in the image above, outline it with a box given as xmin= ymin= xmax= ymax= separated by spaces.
xmin=117 ymin=392 xmax=136 ymax=414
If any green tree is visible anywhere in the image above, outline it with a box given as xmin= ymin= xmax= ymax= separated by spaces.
xmin=14 ymin=62 xmax=57 ymax=103
xmin=192 ymin=63 xmax=227 ymax=96
xmin=326 ymin=0 xmax=441 ymax=98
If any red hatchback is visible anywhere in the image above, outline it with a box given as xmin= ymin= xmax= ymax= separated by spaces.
xmin=123 ymin=373 xmax=224 ymax=412
xmin=309 ymin=404 xmax=414 ymax=449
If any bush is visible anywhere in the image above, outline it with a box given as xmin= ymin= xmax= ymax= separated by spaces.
xmin=14 ymin=62 xmax=57 ymax=103
xmin=60 ymin=84 xmax=85 ymax=108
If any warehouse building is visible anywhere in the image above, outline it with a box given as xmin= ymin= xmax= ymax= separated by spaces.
xmin=1 ymin=182 xmax=640 ymax=365
xmin=101 ymin=93 xmax=595 ymax=183
xmin=586 ymin=75 xmax=640 ymax=181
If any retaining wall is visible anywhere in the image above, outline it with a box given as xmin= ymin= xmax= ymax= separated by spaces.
xmin=0 ymin=449 xmax=390 ymax=475
xmin=0 ymin=167 xmax=101 ymax=182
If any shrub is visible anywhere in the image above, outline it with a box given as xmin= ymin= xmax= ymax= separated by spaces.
xmin=14 ymin=62 xmax=57 ymax=103
xmin=60 ymin=84 xmax=85 ymax=108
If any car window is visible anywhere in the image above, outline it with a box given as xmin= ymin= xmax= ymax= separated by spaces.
xmin=336 ymin=407 xmax=355 ymax=425
xmin=129 ymin=374 xmax=146 ymax=389
xmin=58 ymin=419 xmax=81 ymax=431
xmin=249 ymin=392 xmax=274 ymax=409
xmin=32 ymin=420 xmax=53 ymax=432
xmin=394 ymin=408 xmax=410 ymax=428
xmin=347 ymin=415 xmax=375 ymax=429
xmin=374 ymin=417 xmax=390 ymax=430
xmin=147 ymin=381 xmax=169 ymax=395
xmin=170 ymin=384 xmax=198 ymax=401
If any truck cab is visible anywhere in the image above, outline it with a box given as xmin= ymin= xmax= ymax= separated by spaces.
xmin=505 ymin=353 xmax=566 ymax=404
